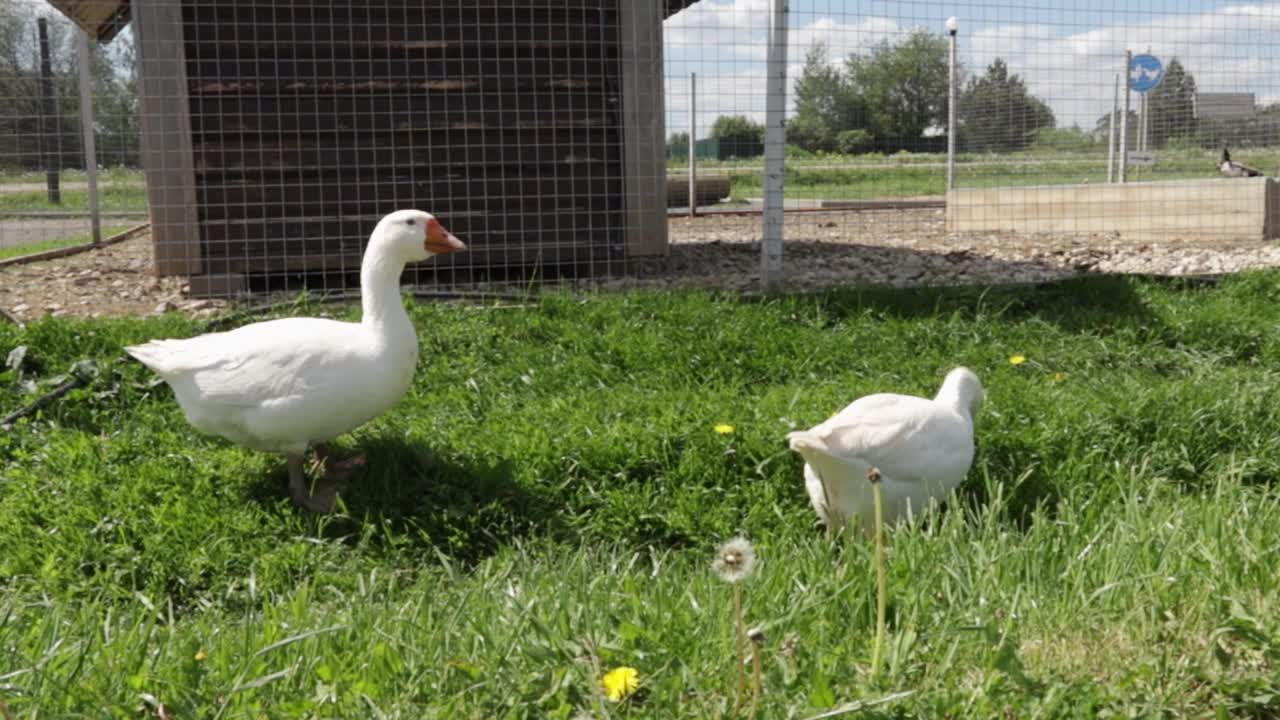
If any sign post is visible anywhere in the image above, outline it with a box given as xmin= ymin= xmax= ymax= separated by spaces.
xmin=1127 ymin=53 xmax=1164 ymax=175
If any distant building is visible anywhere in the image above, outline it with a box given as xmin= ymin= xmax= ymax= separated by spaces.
xmin=1195 ymin=93 xmax=1256 ymax=121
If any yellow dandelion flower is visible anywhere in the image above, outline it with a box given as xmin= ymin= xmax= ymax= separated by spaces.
xmin=1008 ymin=354 xmax=1027 ymax=365
xmin=194 ymin=650 xmax=208 ymax=662
xmin=601 ymin=666 xmax=640 ymax=702
xmin=714 ymin=423 xmax=736 ymax=435
xmin=1053 ymin=372 xmax=1067 ymax=383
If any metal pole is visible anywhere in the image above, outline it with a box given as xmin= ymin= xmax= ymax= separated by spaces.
xmin=1119 ymin=50 xmax=1131 ymax=183
xmin=37 ymin=18 xmax=61 ymax=205
xmin=76 ymin=29 xmax=101 ymax=244
xmin=1107 ymin=73 xmax=1118 ymax=183
xmin=946 ymin=18 xmax=958 ymax=191
xmin=761 ymin=0 xmax=789 ymax=292
xmin=689 ymin=72 xmax=697 ymax=217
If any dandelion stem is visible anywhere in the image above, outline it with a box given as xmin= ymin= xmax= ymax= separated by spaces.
xmin=869 ymin=467 xmax=887 ymax=682
xmin=733 ymin=581 xmax=746 ymax=713
xmin=748 ymin=628 xmax=765 ymax=720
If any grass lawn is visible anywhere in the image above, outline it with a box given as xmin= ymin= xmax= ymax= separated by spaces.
xmin=671 ymin=146 xmax=1280 ymax=201
xmin=0 ymin=225 xmax=135 ymax=261
xmin=0 ymin=185 xmax=148 ymax=215
xmin=4 ymin=275 xmax=1280 ymax=716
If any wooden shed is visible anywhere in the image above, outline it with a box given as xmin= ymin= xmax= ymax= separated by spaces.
xmin=46 ymin=0 xmax=701 ymax=294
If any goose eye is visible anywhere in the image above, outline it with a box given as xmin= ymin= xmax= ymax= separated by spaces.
xmin=404 ymin=218 xmax=416 ymax=226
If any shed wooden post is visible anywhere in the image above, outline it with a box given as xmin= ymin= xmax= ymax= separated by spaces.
xmin=619 ymin=1 xmax=668 ymax=256
xmin=133 ymin=0 xmax=202 ymax=277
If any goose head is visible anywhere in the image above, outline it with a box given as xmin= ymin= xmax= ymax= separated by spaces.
xmin=936 ymin=366 xmax=984 ymax=421
xmin=369 ymin=209 xmax=466 ymax=266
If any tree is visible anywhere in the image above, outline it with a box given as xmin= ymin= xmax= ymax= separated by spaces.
xmin=845 ymin=30 xmax=950 ymax=148
xmin=1145 ymin=58 xmax=1196 ymax=148
xmin=0 ymin=11 xmax=140 ymax=171
xmin=789 ymin=43 xmax=864 ymax=153
xmin=957 ymin=59 xmax=1054 ymax=152
xmin=709 ymin=114 xmax=764 ymax=158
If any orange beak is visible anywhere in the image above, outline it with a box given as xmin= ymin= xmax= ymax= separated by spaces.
xmin=425 ymin=220 xmax=466 ymax=255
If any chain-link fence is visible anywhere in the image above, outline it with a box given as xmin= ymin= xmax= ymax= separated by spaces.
xmin=4 ymin=1 xmax=1280 ymax=303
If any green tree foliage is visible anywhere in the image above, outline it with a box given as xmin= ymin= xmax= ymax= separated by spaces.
xmin=709 ymin=114 xmax=764 ymax=158
xmin=845 ymin=30 xmax=950 ymax=147
xmin=0 ymin=12 xmax=139 ymax=172
xmin=1145 ymin=58 xmax=1196 ymax=148
xmin=788 ymin=43 xmax=863 ymax=153
xmin=957 ymin=58 xmax=1054 ymax=152
xmin=787 ymin=33 xmax=953 ymax=153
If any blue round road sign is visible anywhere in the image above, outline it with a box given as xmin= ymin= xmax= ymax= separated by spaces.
xmin=1129 ymin=54 xmax=1164 ymax=93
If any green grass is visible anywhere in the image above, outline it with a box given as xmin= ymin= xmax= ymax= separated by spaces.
xmin=670 ymin=145 xmax=1280 ymax=201
xmin=4 ymin=274 xmax=1280 ymax=716
xmin=0 ymin=224 xmax=135 ymax=261
xmin=0 ymin=185 xmax=147 ymax=215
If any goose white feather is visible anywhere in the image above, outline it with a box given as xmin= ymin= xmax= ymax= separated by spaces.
xmin=787 ymin=368 xmax=983 ymax=535
xmin=125 ymin=209 xmax=465 ymax=511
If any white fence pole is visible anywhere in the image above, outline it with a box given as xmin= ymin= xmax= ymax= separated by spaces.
xmin=689 ymin=72 xmax=697 ymax=217
xmin=761 ymin=0 xmax=788 ymax=292
xmin=946 ymin=17 xmax=958 ymax=191
xmin=1119 ymin=50 xmax=1131 ymax=183
xmin=1107 ymin=73 xmax=1118 ymax=183
xmin=76 ymin=28 xmax=100 ymax=244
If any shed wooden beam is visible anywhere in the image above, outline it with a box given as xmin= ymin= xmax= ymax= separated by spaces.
xmin=620 ymin=1 xmax=669 ymax=257
xmin=133 ymin=0 xmax=201 ymax=277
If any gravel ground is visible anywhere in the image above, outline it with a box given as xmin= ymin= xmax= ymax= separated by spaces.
xmin=4 ymin=207 xmax=1280 ymax=323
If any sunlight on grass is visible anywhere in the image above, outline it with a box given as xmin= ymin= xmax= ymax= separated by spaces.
xmin=3 ymin=275 xmax=1280 ymax=715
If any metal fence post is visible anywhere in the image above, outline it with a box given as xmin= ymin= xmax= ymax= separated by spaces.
xmin=761 ymin=0 xmax=788 ymax=292
xmin=689 ymin=72 xmax=697 ymax=217
xmin=37 ymin=18 xmax=61 ymax=205
xmin=76 ymin=29 xmax=101 ymax=244
xmin=946 ymin=17 xmax=958 ymax=191
xmin=1119 ymin=50 xmax=1131 ymax=183
xmin=1107 ymin=73 xmax=1118 ymax=183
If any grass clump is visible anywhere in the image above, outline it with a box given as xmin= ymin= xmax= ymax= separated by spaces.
xmin=2 ymin=273 xmax=1280 ymax=715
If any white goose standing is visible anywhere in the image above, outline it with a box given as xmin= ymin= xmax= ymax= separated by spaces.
xmin=787 ymin=368 xmax=984 ymax=536
xmin=126 ymin=209 xmax=465 ymax=512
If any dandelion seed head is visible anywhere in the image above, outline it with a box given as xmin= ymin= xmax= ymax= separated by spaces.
xmin=713 ymin=536 xmax=756 ymax=583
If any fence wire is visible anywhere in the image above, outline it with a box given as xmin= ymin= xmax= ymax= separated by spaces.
xmin=2 ymin=1 xmax=1280 ymax=305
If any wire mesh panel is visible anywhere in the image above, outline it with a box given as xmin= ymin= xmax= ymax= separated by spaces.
xmin=6 ymin=0 xmax=1280 ymax=310
xmin=171 ymin=0 xmax=655 ymax=295
xmin=666 ymin=1 xmax=1280 ymax=291
xmin=0 ymin=4 xmax=143 ymax=269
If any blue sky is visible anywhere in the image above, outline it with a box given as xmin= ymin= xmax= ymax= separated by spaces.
xmin=663 ymin=1 xmax=1280 ymax=136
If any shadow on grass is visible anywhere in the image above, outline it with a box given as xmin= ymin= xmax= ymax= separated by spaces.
xmin=247 ymin=437 xmax=565 ymax=565
xmin=792 ymin=272 xmax=1167 ymax=336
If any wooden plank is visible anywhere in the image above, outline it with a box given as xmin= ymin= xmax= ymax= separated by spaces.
xmin=186 ymin=56 xmax=615 ymax=90
xmin=202 ymin=233 xmax=618 ymax=275
xmin=189 ymin=91 xmax=614 ymax=137
xmin=619 ymin=0 xmax=669 ymax=256
xmin=189 ymin=78 xmax=609 ymax=96
xmin=200 ymin=210 xmax=624 ymax=247
xmin=193 ymin=130 xmax=620 ymax=175
xmin=134 ymin=0 xmax=201 ymax=277
xmin=197 ymin=176 xmax=622 ymax=220
xmin=186 ymin=8 xmax=611 ymax=49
